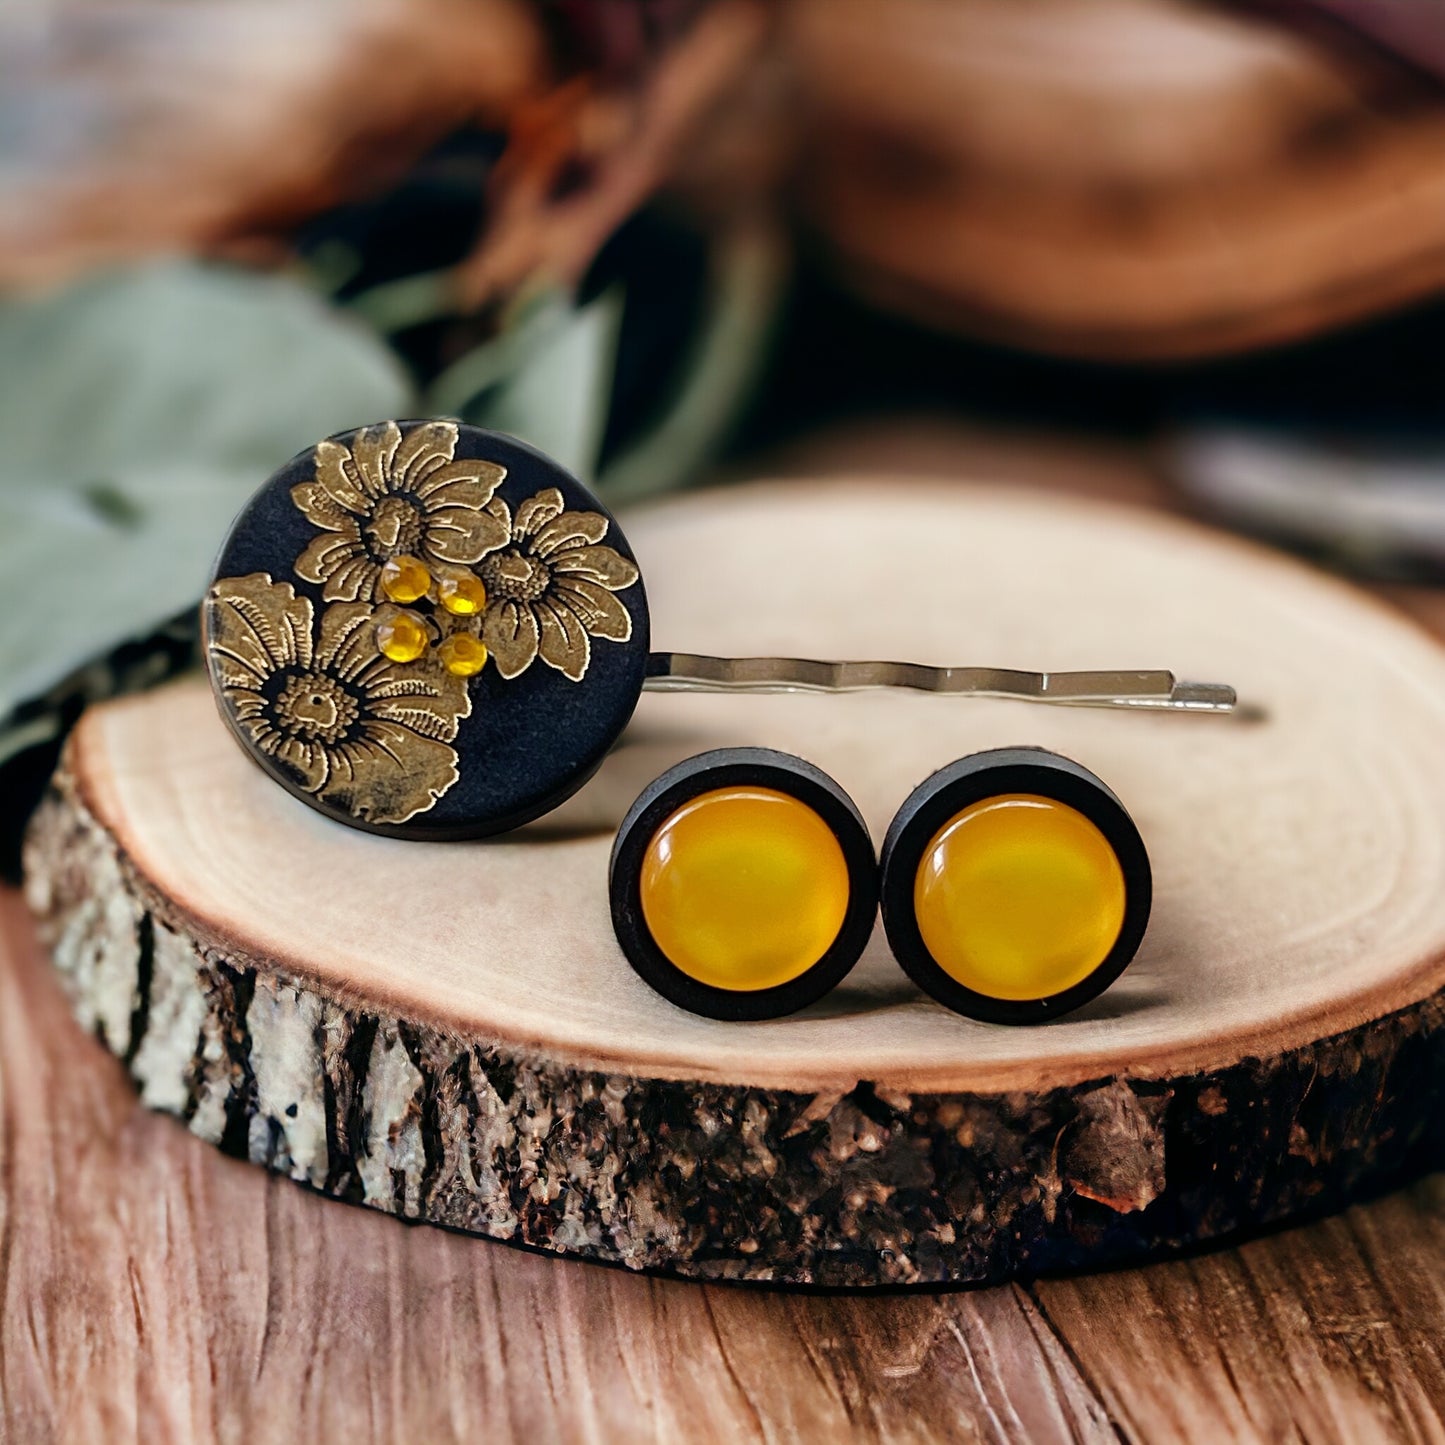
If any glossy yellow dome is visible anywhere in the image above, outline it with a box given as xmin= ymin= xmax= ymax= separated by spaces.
xmin=640 ymin=786 xmax=851 ymax=991
xmin=913 ymin=793 xmax=1125 ymax=1001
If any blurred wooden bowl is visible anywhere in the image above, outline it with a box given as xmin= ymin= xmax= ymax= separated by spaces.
xmin=789 ymin=0 xmax=1445 ymax=358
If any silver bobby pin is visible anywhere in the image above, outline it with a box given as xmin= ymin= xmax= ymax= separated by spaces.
xmin=644 ymin=654 xmax=1237 ymax=713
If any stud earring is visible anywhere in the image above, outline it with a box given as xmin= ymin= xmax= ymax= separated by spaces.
xmin=880 ymin=748 xmax=1151 ymax=1025
xmin=203 ymin=418 xmax=1236 ymax=841
xmin=608 ymin=749 xmax=879 ymax=1021
xmin=610 ymin=745 xmax=1150 ymax=1023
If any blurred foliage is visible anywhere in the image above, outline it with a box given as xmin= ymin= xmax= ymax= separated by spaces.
xmin=0 ymin=261 xmax=412 ymax=729
xmin=0 ymin=261 xmax=412 ymax=870
xmin=416 ymin=219 xmax=783 ymax=494
xmin=440 ymin=286 xmax=626 ymax=480
xmin=0 ymin=179 xmax=784 ymax=875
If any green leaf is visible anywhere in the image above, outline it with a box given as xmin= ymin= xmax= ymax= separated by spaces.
xmin=428 ymin=286 xmax=624 ymax=482
xmin=345 ymin=267 xmax=459 ymax=335
xmin=426 ymin=289 xmax=574 ymax=418
xmin=0 ymin=260 xmax=414 ymax=728
xmin=599 ymin=225 xmax=787 ymax=502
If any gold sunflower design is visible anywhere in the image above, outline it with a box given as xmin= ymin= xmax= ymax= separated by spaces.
xmin=477 ymin=487 xmax=640 ymax=681
xmin=292 ymin=420 xmax=509 ymax=603
xmin=207 ymin=572 xmax=471 ymax=825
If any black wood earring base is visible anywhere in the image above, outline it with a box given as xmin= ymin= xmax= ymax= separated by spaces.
xmin=609 ymin=748 xmax=879 ymax=1021
xmin=880 ymin=747 xmax=1153 ymax=1026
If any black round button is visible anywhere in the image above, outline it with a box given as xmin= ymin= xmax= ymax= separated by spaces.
xmin=203 ymin=420 xmax=650 ymax=838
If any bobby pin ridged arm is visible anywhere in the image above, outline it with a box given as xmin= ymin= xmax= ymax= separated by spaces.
xmin=644 ymin=655 xmax=1237 ymax=713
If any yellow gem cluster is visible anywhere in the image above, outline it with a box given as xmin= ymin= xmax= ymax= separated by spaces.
xmin=375 ymin=554 xmax=490 ymax=677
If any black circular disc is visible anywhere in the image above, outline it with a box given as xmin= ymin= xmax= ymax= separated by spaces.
xmin=609 ymin=749 xmax=880 ymax=1021
xmin=203 ymin=420 xmax=650 ymax=839
xmin=879 ymin=748 xmax=1152 ymax=1025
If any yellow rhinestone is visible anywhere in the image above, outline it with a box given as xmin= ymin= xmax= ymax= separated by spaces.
xmin=437 ymin=572 xmax=488 ymax=616
xmin=381 ymin=554 xmax=431 ymax=604
xmin=376 ymin=610 xmax=429 ymax=663
xmin=438 ymin=634 xmax=488 ymax=677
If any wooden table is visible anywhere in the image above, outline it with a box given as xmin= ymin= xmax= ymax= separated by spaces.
xmin=4 ymin=426 xmax=1445 ymax=1442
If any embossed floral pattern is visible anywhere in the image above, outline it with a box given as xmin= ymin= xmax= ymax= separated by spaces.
xmin=207 ymin=572 xmax=470 ymax=824
xmin=477 ymin=487 xmax=639 ymax=681
xmin=292 ymin=420 xmax=508 ymax=603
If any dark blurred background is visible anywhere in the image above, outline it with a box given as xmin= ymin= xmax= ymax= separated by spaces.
xmin=6 ymin=0 xmax=1445 ymax=865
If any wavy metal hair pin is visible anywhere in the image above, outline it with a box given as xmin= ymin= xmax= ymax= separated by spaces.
xmin=646 ymin=654 xmax=1234 ymax=710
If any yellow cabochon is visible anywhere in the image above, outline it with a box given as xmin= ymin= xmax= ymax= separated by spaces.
xmin=913 ymin=793 xmax=1125 ymax=1002
xmin=640 ymin=786 xmax=851 ymax=992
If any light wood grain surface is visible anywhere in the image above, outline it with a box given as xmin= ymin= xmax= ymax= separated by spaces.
xmin=22 ymin=477 xmax=1445 ymax=1294
xmin=55 ymin=479 xmax=1445 ymax=1090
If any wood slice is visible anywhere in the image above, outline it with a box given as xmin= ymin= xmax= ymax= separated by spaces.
xmin=23 ymin=477 xmax=1445 ymax=1287
xmin=789 ymin=0 xmax=1445 ymax=358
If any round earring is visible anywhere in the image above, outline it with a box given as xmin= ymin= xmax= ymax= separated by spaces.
xmin=608 ymin=749 xmax=879 ymax=1021
xmin=879 ymin=748 xmax=1152 ymax=1024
